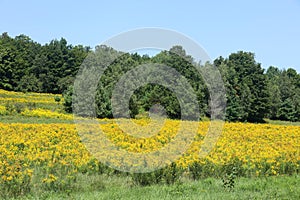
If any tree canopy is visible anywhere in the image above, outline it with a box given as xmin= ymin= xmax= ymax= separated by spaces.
xmin=1 ymin=33 xmax=299 ymax=122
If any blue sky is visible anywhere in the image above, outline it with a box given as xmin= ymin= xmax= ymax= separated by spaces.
xmin=1 ymin=0 xmax=300 ymax=72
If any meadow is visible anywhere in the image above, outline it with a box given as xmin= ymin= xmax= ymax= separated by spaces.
xmin=0 ymin=89 xmax=299 ymax=199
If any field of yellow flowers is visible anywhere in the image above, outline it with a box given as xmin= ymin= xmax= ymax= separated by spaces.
xmin=0 ymin=89 xmax=64 ymax=114
xmin=1 ymin=120 xmax=300 ymax=194
xmin=0 ymin=89 xmax=300 ymax=197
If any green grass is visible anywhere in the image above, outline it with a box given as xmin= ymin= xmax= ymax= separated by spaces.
xmin=0 ymin=115 xmax=75 ymax=124
xmin=12 ymin=174 xmax=300 ymax=200
xmin=3 ymin=114 xmax=300 ymax=126
xmin=264 ymin=118 xmax=300 ymax=126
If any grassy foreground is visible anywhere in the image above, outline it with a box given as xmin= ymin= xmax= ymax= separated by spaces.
xmin=13 ymin=174 xmax=300 ymax=200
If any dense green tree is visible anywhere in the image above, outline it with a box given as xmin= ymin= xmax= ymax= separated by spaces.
xmin=16 ymin=74 xmax=41 ymax=92
xmin=215 ymin=52 xmax=270 ymax=122
xmin=228 ymin=52 xmax=269 ymax=122
xmin=152 ymin=46 xmax=208 ymax=117
xmin=278 ymin=98 xmax=297 ymax=121
xmin=265 ymin=66 xmax=281 ymax=119
xmin=264 ymin=67 xmax=300 ymax=121
xmin=277 ymin=69 xmax=300 ymax=121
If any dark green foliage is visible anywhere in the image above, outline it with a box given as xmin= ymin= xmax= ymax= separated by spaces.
xmin=63 ymin=86 xmax=73 ymax=113
xmin=222 ymin=166 xmax=238 ymax=191
xmin=188 ymin=161 xmax=203 ymax=180
xmin=68 ymin=45 xmax=206 ymax=120
xmin=152 ymin=46 xmax=208 ymax=117
xmin=265 ymin=67 xmax=300 ymax=121
xmin=278 ymin=98 xmax=298 ymax=121
xmin=16 ymin=74 xmax=41 ymax=92
xmin=54 ymin=96 xmax=61 ymax=103
xmin=215 ymin=52 xmax=271 ymax=122
xmin=1 ymin=32 xmax=299 ymax=122
xmin=0 ymin=33 xmax=88 ymax=94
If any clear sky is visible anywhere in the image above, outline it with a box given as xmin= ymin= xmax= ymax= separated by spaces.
xmin=1 ymin=0 xmax=300 ymax=72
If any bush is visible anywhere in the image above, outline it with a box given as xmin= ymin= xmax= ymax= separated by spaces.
xmin=54 ymin=96 xmax=61 ymax=103
xmin=222 ymin=166 xmax=238 ymax=191
xmin=188 ymin=161 xmax=203 ymax=180
xmin=162 ymin=163 xmax=183 ymax=184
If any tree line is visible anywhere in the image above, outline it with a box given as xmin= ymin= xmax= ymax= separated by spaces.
xmin=0 ymin=33 xmax=299 ymax=122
